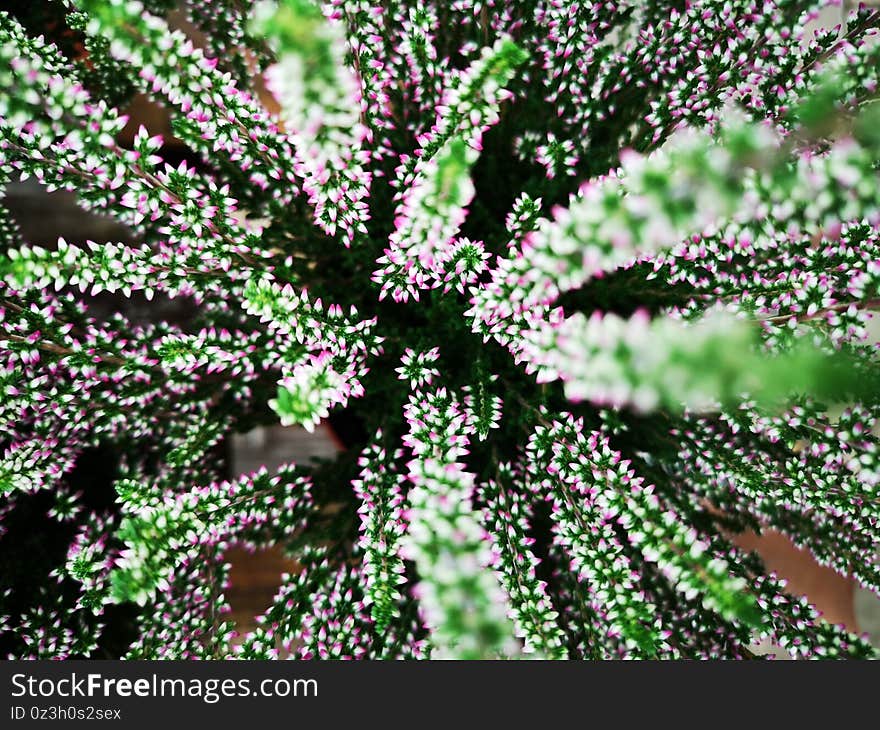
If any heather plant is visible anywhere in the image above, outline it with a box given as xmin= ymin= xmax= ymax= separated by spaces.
xmin=1 ymin=0 xmax=880 ymax=659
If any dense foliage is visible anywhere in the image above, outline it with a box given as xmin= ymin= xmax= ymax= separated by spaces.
xmin=1 ymin=0 xmax=880 ymax=659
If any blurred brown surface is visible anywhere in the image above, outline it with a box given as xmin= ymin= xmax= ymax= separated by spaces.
xmin=733 ymin=529 xmax=858 ymax=630
xmin=225 ymin=425 xmax=343 ymax=637
xmin=224 ymin=545 xmax=302 ymax=635
xmin=117 ymin=94 xmax=180 ymax=147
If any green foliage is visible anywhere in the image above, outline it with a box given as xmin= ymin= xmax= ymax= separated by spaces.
xmin=1 ymin=0 xmax=880 ymax=661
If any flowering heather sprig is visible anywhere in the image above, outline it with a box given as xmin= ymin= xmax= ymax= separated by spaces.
xmin=65 ymin=512 xmax=115 ymax=613
xmin=241 ymin=276 xmax=380 ymax=357
xmin=527 ymin=418 xmax=665 ymax=658
xmin=50 ymin=487 xmax=83 ymax=523
xmin=644 ymin=229 xmax=880 ymax=379
xmin=374 ymin=138 xmax=479 ymax=301
xmin=395 ymin=347 xmax=440 ymax=390
xmin=749 ymin=573 xmax=877 ymax=659
xmin=527 ymin=413 xmax=877 ymax=659
xmin=393 ymin=37 xmax=528 ymax=192
xmin=14 ymin=591 xmax=104 ymax=660
xmin=125 ymin=553 xmax=237 ymax=659
xmin=242 ymin=276 xmax=379 ymax=429
xmin=531 ymin=306 xmax=874 ymax=410
xmin=461 ymin=377 xmax=503 ymax=441
xmin=296 ymin=563 xmax=372 ymax=659
xmin=533 ymin=1 xmax=876 ymax=163
xmin=402 ymin=388 xmax=522 ymax=659
xmin=4 ymin=0 xmax=880 ymax=660
xmin=271 ymin=350 xmax=362 ymax=432
xmin=470 ymin=109 xmax=880 ymax=407
xmin=254 ymin=0 xmax=372 ymax=245
xmin=351 ymin=433 xmax=408 ymax=634
xmin=393 ymin=5 xmax=443 ymax=126
xmin=374 ymin=38 xmax=527 ymax=301
xmin=110 ymin=465 xmax=313 ymax=605
xmin=477 ymin=464 xmax=567 ymax=657
xmin=185 ymin=0 xmax=273 ymax=84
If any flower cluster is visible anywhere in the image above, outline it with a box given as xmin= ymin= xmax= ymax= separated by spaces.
xmin=2 ymin=0 xmax=880 ymax=660
xmin=402 ymin=386 xmax=521 ymax=659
